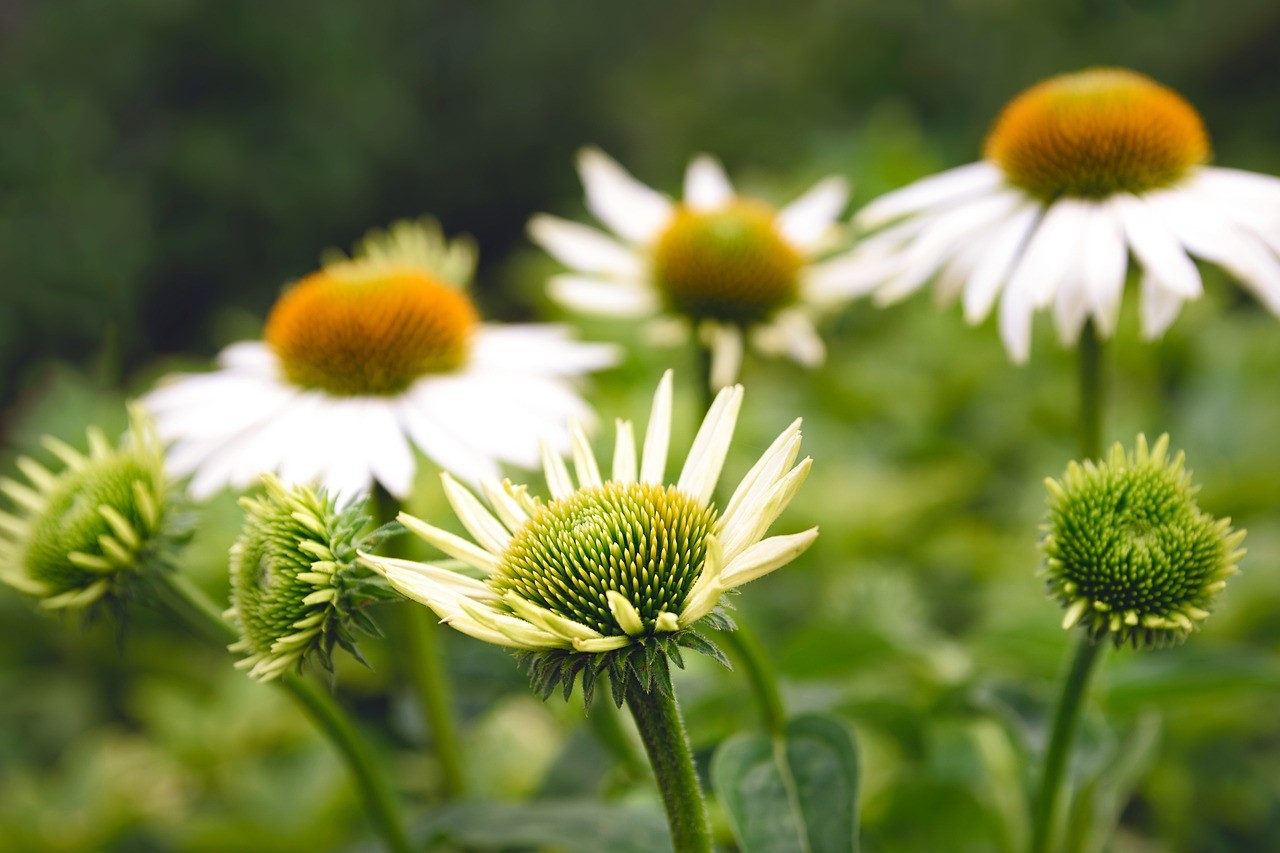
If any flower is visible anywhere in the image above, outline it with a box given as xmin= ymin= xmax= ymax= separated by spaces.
xmin=145 ymin=219 xmax=618 ymax=501
xmin=361 ymin=371 xmax=817 ymax=703
xmin=227 ymin=475 xmax=392 ymax=680
xmin=0 ymin=406 xmax=186 ymax=612
xmin=1042 ymin=434 xmax=1245 ymax=649
xmin=530 ymin=149 xmax=854 ymax=388
xmin=828 ymin=67 xmax=1280 ymax=362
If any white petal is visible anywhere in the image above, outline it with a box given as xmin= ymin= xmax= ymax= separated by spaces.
xmin=748 ymin=309 xmax=825 ymax=368
xmin=440 ymin=473 xmax=511 ymax=554
xmin=398 ymin=387 xmax=502 ymax=485
xmin=527 ymin=215 xmax=644 ymax=277
xmin=639 ymin=370 xmax=673 ymax=484
xmin=479 ymin=479 xmax=531 ymax=533
xmin=569 ymin=421 xmax=603 ymax=489
xmin=679 ymin=533 xmax=725 ymax=625
xmin=718 ymin=420 xmax=802 ymax=559
xmin=961 ymin=202 xmax=1041 ymax=324
xmin=577 ymin=147 xmax=674 ymax=243
xmin=505 ymin=593 xmax=605 ymax=642
xmin=720 ymin=528 xmax=819 ymax=587
xmin=700 ymin=322 xmax=744 ymax=390
xmin=776 ymin=176 xmax=849 ymax=250
xmin=719 ymin=457 xmax=811 ymax=562
xmin=997 ymin=284 xmax=1037 ymax=365
xmin=469 ymin=324 xmax=620 ymax=376
xmin=540 ymin=439 xmax=575 ymax=499
xmin=1194 ymin=166 xmax=1280 ymax=206
xmin=1005 ymin=198 xmax=1089 ymax=310
xmin=612 ymin=420 xmax=637 ymax=484
xmin=1115 ymin=193 xmax=1201 ymax=298
xmin=677 ymin=384 xmax=743 ymax=505
xmin=1139 ymin=270 xmax=1186 ymax=339
xmin=1151 ymin=190 xmax=1280 ymax=314
xmin=398 ymin=513 xmax=502 ymax=573
xmin=355 ymin=400 xmax=416 ymax=500
xmin=363 ymin=553 xmax=500 ymax=601
xmin=684 ymin=154 xmax=735 ymax=210
xmin=216 ymin=340 xmax=278 ymax=372
xmin=872 ymin=189 xmax=1024 ymax=306
xmin=1052 ymin=259 xmax=1091 ymax=346
xmin=606 ymin=590 xmax=646 ymax=636
xmin=854 ymin=162 xmax=1004 ymax=230
xmin=1080 ymin=199 xmax=1129 ymax=335
xmin=549 ymin=274 xmax=659 ymax=317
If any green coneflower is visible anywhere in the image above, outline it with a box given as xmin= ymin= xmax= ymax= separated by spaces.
xmin=227 ymin=475 xmax=395 ymax=680
xmin=0 ymin=406 xmax=186 ymax=613
xmin=1042 ymin=433 xmax=1244 ymax=649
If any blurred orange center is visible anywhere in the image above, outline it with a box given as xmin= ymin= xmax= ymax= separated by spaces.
xmin=652 ymin=200 xmax=802 ymax=325
xmin=264 ymin=268 xmax=477 ymax=396
xmin=984 ymin=68 xmax=1209 ymax=199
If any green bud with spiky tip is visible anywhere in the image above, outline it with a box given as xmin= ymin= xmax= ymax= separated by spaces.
xmin=227 ymin=475 xmax=396 ymax=681
xmin=0 ymin=406 xmax=187 ymax=613
xmin=1042 ymin=434 xmax=1245 ymax=649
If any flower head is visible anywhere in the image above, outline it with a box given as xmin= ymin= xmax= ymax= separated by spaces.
xmin=1042 ymin=434 xmax=1244 ymax=649
xmin=228 ymin=475 xmax=393 ymax=680
xmin=530 ymin=149 xmax=856 ymax=388
xmin=827 ymin=67 xmax=1280 ymax=362
xmin=0 ymin=406 xmax=186 ymax=612
xmin=362 ymin=371 xmax=817 ymax=704
xmin=145 ymin=218 xmax=617 ymax=501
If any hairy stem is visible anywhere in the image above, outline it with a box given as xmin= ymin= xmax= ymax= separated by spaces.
xmin=625 ymin=681 xmax=713 ymax=853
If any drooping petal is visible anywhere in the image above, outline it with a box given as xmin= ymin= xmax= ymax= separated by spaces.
xmin=720 ymin=528 xmax=820 ymax=587
xmin=854 ymin=162 xmax=1004 ymax=230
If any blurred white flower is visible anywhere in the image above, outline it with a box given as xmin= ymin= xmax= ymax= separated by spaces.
xmin=824 ymin=67 xmax=1280 ymax=362
xmin=530 ymin=149 xmax=856 ymax=388
xmin=145 ymin=220 xmax=617 ymax=502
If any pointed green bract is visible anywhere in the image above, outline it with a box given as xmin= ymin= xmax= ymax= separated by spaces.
xmin=1042 ymin=434 xmax=1244 ymax=649
xmin=0 ymin=406 xmax=185 ymax=613
xmin=228 ymin=475 xmax=395 ymax=680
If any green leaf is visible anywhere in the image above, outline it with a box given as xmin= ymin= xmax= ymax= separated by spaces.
xmin=712 ymin=713 xmax=861 ymax=853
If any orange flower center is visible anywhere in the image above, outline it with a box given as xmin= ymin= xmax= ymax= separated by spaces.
xmin=984 ymin=68 xmax=1209 ymax=200
xmin=264 ymin=266 xmax=478 ymax=396
xmin=652 ymin=200 xmax=802 ymax=325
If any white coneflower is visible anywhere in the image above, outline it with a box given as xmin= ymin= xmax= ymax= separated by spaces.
xmin=361 ymin=371 xmax=816 ymax=704
xmin=530 ymin=149 xmax=854 ymax=388
xmin=826 ymin=67 xmax=1280 ymax=362
xmin=0 ymin=406 xmax=186 ymax=612
xmin=145 ymin=219 xmax=618 ymax=501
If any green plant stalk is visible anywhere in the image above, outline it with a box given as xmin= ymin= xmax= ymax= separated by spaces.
xmin=152 ymin=571 xmax=412 ymax=853
xmin=1078 ymin=320 xmax=1104 ymax=461
xmin=1030 ymin=634 xmax=1106 ymax=853
xmin=625 ymin=680 xmax=713 ymax=853
xmin=692 ymin=338 xmax=788 ymax=736
xmin=372 ymin=486 xmax=469 ymax=799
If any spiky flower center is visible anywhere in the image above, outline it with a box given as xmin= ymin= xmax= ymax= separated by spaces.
xmin=1043 ymin=439 xmax=1240 ymax=647
xmin=652 ymin=200 xmax=802 ymax=325
xmin=985 ymin=68 xmax=1209 ymax=200
xmin=23 ymin=456 xmax=158 ymax=593
xmin=230 ymin=493 xmax=336 ymax=663
xmin=264 ymin=267 xmax=478 ymax=397
xmin=493 ymin=482 xmax=717 ymax=636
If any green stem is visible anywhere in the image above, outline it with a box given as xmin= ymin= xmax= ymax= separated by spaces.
xmin=1030 ymin=634 xmax=1107 ymax=853
xmin=1078 ymin=320 xmax=1104 ymax=460
xmin=625 ymin=681 xmax=713 ymax=853
xmin=152 ymin=571 xmax=412 ymax=853
xmin=372 ymin=486 xmax=468 ymax=799
xmin=692 ymin=339 xmax=788 ymax=736
xmin=717 ymin=624 xmax=786 ymax=737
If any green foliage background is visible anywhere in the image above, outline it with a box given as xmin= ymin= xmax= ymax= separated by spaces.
xmin=1 ymin=1 xmax=1278 ymax=850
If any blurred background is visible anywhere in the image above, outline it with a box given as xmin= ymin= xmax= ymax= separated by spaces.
xmin=2 ymin=1 xmax=1279 ymax=850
